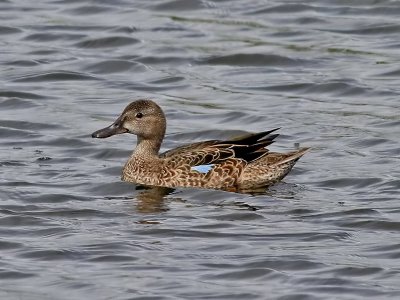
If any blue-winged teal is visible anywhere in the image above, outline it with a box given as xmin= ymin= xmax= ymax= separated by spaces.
xmin=92 ymin=99 xmax=310 ymax=192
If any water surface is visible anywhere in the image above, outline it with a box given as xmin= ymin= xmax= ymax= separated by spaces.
xmin=1 ymin=0 xmax=400 ymax=299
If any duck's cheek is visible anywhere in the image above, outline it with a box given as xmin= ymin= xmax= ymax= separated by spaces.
xmin=122 ymin=122 xmax=137 ymax=134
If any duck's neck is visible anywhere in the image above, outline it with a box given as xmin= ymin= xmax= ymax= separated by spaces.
xmin=132 ymin=136 xmax=162 ymax=158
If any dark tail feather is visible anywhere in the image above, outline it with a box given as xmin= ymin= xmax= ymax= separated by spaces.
xmin=226 ymin=128 xmax=281 ymax=145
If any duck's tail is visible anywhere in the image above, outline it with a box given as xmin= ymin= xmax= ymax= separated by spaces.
xmin=238 ymin=147 xmax=310 ymax=190
xmin=271 ymin=147 xmax=311 ymax=166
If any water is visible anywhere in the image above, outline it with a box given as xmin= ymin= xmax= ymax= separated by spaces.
xmin=1 ymin=0 xmax=400 ymax=299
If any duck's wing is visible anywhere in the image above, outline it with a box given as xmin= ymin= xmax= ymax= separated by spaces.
xmin=163 ymin=128 xmax=280 ymax=170
xmin=218 ymin=128 xmax=280 ymax=163
xmin=161 ymin=128 xmax=280 ymax=159
xmin=160 ymin=140 xmax=219 ymax=158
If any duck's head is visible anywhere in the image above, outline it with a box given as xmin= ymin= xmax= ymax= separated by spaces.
xmin=91 ymin=99 xmax=166 ymax=141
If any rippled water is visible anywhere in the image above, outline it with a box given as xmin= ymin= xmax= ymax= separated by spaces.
xmin=1 ymin=0 xmax=400 ymax=299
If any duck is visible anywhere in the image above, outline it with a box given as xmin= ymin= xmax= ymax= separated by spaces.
xmin=91 ymin=99 xmax=310 ymax=192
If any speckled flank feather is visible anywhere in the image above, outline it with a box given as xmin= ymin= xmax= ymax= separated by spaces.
xmin=92 ymin=99 xmax=310 ymax=192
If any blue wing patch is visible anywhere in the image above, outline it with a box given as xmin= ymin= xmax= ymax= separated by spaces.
xmin=191 ymin=164 xmax=215 ymax=174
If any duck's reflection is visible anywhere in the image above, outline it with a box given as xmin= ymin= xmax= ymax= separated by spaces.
xmin=134 ymin=185 xmax=175 ymax=213
xmin=133 ymin=185 xmax=271 ymax=214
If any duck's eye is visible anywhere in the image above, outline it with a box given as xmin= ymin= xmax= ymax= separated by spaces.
xmin=136 ymin=112 xmax=143 ymax=119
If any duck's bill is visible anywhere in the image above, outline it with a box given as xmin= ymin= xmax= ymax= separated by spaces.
xmin=91 ymin=122 xmax=128 ymax=138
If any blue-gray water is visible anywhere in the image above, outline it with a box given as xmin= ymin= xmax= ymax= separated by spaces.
xmin=1 ymin=1 xmax=400 ymax=299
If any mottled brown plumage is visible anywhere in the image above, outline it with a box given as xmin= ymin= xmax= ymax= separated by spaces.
xmin=92 ymin=99 xmax=310 ymax=192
